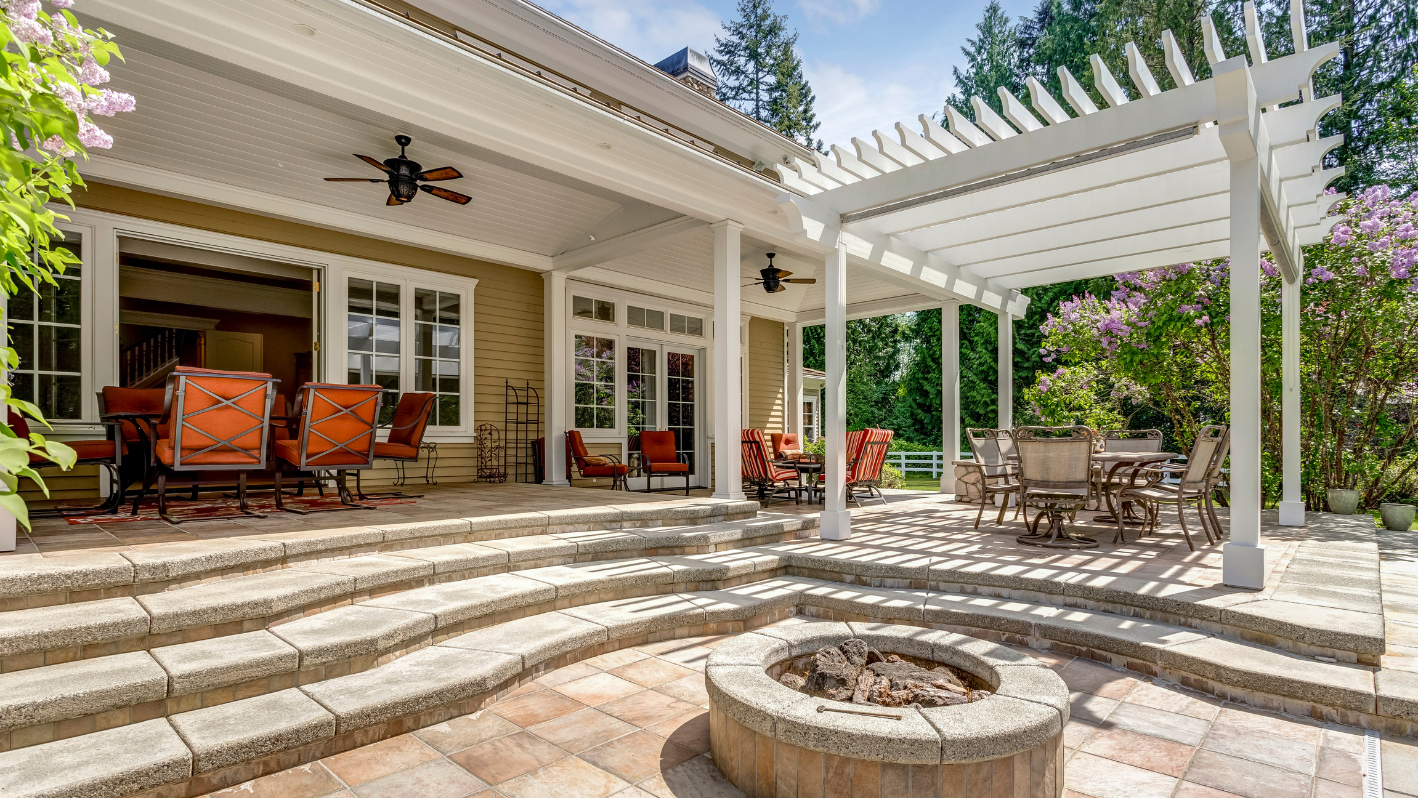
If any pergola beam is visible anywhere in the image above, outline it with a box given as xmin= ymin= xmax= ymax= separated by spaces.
xmin=794 ymin=294 xmax=941 ymax=325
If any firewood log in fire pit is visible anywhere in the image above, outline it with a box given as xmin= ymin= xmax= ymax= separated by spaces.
xmin=783 ymin=637 xmax=991 ymax=708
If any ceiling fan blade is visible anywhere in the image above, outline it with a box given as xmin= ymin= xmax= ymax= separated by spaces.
xmin=386 ymin=194 xmax=406 ymax=206
xmin=773 ymin=269 xmax=793 ymax=278
xmin=420 ymin=185 xmax=472 ymax=205
xmin=782 ymin=278 xmax=817 ymax=284
xmin=356 ymin=154 xmax=394 ymax=173
xmin=417 ymin=166 xmax=463 ymax=181
xmin=324 ymin=177 xmax=386 ymax=182
xmin=771 ymin=284 xmax=787 ymax=293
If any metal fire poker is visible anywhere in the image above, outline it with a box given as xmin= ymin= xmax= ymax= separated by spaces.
xmin=816 ymin=704 xmax=902 ymax=720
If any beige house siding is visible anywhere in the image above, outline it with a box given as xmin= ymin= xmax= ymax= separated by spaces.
xmin=24 ymin=182 xmax=547 ymax=497
xmin=748 ymin=317 xmax=785 ymax=432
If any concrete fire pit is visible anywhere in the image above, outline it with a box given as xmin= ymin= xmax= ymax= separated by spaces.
xmin=706 ymin=622 xmax=1069 ymax=797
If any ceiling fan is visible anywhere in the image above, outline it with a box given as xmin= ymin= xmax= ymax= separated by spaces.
xmin=323 ymin=135 xmax=471 ymax=206
xmin=747 ymin=253 xmax=817 ymax=293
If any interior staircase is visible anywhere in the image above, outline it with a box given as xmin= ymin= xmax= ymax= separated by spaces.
xmin=0 ymin=499 xmax=1414 ymax=798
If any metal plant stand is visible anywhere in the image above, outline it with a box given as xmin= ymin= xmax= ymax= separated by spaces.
xmin=476 ymin=424 xmax=507 ymax=483
xmin=504 ymin=381 xmax=542 ymax=484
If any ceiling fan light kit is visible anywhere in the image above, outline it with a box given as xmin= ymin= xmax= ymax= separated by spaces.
xmin=323 ymin=134 xmax=471 ymax=206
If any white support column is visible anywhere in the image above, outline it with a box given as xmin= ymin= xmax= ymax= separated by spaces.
xmin=712 ymin=220 xmax=746 ymax=500
xmin=1224 ymin=154 xmax=1268 ymax=588
xmin=997 ymin=311 xmax=1013 ymax=430
xmin=1278 ymin=276 xmax=1305 ymax=526
xmin=941 ymin=301 xmax=961 ymax=494
xmin=822 ymin=241 xmax=851 ymax=538
xmin=788 ymin=322 xmax=804 ymax=439
xmin=541 ymin=271 xmax=570 ymax=486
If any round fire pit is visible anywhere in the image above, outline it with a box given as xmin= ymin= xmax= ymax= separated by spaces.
xmin=706 ymin=622 xmax=1069 ymax=797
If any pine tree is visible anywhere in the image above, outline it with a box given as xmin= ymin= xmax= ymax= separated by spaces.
xmin=711 ymin=0 xmax=791 ymax=123
xmin=1019 ymin=0 xmax=1099 ymax=99
xmin=767 ymin=38 xmax=823 ymax=151
xmin=946 ymin=1 xmax=1026 ymax=116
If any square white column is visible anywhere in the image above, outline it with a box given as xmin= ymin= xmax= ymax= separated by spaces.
xmin=1224 ymin=154 xmax=1267 ymax=588
xmin=542 ymin=271 xmax=570 ymax=486
xmin=712 ymin=220 xmax=746 ymax=500
xmin=942 ymin=301 xmax=961 ymax=494
xmin=1278 ymin=275 xmax=1305 ymax=526
xmin=821 ymin=243 xmax=851 ymax=538
xmin=788 ymin=322 xmax=804 ymax=439
xmin=997 ymin=311 xmax=1013 ymax=430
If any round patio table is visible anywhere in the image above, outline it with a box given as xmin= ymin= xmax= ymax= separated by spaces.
xmin=779 ymin=459 xmax=823 ymax=505
xmin=1091 ymin=451 xmax=1177 ymax=526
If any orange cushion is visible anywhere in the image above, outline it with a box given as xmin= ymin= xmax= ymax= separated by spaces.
xmin=273 ymin=438 xmax=372 ymax=467
xmin=156 ymin=439 xmax=262 ymax=467
xmin=582 ymin=456 xmax=610 ymax=466
xmin=374 ymin=442 xmax=420 ymax=460
xmin=581 ymin=464 xmax=629 ymax=477
xmin=645 ymin=462 xmax=689 ymax=473
xmin=30 ymin=439 xmax=117 ymax=464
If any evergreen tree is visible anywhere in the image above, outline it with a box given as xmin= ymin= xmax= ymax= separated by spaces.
xmin=711 ymin=0 xmax=791 ymax=123
xmin=1019 ymin=0 xmax=1098 ymax=98
xmin=946 ymin=0 xmax=1026 ymax=116
xmin=767 ymin=38 xmax=823 ymax=150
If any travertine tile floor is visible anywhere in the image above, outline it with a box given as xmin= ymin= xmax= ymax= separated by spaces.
xmin=201 ymin=618 xmax=1418 ymax=798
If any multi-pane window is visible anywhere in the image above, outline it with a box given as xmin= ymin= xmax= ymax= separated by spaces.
xmin=667 ymin=352 xmax=696 ymax=473
xmin=572 ymin=296 xmax=614 ymax=322
xmin=627 ymin=305 xmax=664 ymax=331
xmin=574 ymin=335 xmax=615 ymax=429
xmin=8 ymin=233 xmax=82 ymax=420
xmin=347 ymin=277 xmax=401 ymax=424
xmin=626 ymin=346 xmax=656 ymax=452
xmin=414 ymin=289 xmax=461 ymax=427
xmin=669 ymin=313 xmax=703 ymax=336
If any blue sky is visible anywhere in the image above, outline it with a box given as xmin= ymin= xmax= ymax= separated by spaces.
xmin=536 ymin=0 xmax=1037 ymax=148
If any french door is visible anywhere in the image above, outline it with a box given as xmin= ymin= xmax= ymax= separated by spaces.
xmin=626 ymin=340 xmax=703 ymax=490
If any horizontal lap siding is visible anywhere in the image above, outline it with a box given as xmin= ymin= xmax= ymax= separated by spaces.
xmin=748 ymin=317 xmax=785 ymax=432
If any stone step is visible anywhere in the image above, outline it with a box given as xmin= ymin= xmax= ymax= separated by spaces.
xmin=0 ymin=576 xmax=1413 ymax=798
xmin=0 ymin=499 xmax=764 ymax=610
xmin=0 ymin=514 xmax=812 ymax=671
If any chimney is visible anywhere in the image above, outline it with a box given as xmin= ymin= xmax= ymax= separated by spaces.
xmin=654 ymin=47 xmax=718 ymax=98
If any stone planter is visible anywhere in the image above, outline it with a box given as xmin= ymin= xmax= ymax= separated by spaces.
xmin=1381 ymin=503 xmax=1415 ymax=531
xmin=1327 ymin=489 xmax=1361 ymax=515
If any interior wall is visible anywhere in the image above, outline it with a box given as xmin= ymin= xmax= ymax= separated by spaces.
xmin=748 ymin=316 xmax=785 ymax=432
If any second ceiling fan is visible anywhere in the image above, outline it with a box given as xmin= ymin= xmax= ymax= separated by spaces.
xmin=747 ymin=253 xmax=816 ymax=293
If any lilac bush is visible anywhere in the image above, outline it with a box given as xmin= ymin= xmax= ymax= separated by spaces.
xmin=1030 ymin=186 xmax=1418 ymax=508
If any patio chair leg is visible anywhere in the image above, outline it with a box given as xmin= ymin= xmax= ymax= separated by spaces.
xmin=1113 ymin=495 xmax=1128 ymax=544
xmin=1176 ymin=499 xmax=1196 ymax=551
xmin=156 ymin=473 xmax=170 ymax=522
xmin=974 ymin=494 xmax=987 ymax=529
xmin=274 ymin=471 xmax=286 ymax=512
xmin=1205 ymin=493 xmax=1223 ymax=540
xmin=131 ymin=470 xmax=155 ymax=516
xmin=1197 ymin=496 xmax=1217 ymax=544
xmin=683 ymin=472 xmax=690 ymax=496
xmin=995 ymin=493 xmax=1008 ymax=526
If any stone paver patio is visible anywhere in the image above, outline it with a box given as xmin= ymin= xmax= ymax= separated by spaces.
xmin=200 ymin=617 xmax=1418 ymax=798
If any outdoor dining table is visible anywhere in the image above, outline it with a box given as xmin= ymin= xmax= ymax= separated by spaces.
xmin=1091 ymin=451 xmax=1177 ymax=526
xmin=778 ymin=458 xmax=823 ymax=505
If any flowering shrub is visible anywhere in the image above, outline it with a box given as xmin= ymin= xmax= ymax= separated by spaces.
xmin=1032 ymin=186 xmax=1418 ymax=509
xmin=0 ymin=0 xmax=134 ymax=525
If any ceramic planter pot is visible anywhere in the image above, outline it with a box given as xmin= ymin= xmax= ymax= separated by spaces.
xmin=1381 ymin=503 xmax=1416 ymax=531
xmin=1327 ymin=489 xmax=1361 ymax=515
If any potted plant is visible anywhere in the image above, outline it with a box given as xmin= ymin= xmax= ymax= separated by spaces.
xmin=1326 ymin=488 xmax=1362 ymax=515
xmin=1380 ymin=502 xmax=1415 ymax=531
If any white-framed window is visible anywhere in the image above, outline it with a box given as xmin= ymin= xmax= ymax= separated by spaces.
xmin=627 ymin=305 xmax=664 ymax=331
xmin=573 ymin=333 xmax=616 ymax=430
xmin=573 ymin=295 xmax=615 ymax=323
xmin=669 ymin=312 xmax=703 ymax=336
xmin=7 ymin=229 xmax=85 ymax=420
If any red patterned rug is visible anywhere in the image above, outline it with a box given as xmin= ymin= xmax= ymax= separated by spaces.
xmin=64 ymin=495 xmax=415 ymax=524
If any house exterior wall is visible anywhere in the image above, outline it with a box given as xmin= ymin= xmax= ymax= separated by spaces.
xmin=747 ymin=317 xmax=785 ymax=432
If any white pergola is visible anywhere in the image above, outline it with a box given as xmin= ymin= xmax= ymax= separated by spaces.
xmin=776 ymin=0 xmax=1342 ymax=588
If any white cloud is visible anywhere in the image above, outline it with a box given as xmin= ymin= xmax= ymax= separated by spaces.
xmin=795 ymin=0 xmax=880 ymax=26
xmin=805 ymin=61 xmax=950 ymax=149
xmin=536 ymin=0 xmax=723 ymax=64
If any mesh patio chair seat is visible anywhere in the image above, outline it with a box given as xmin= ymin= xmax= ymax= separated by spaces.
xmin=566 ymin=430 xmax=629 ymax=490
xmin=1114 ymin=425 xmax=1230 ymax=550
xmin=135 ymin=366 xmax=279 ymax=521
xmin=272 ymin=383 xmax=382 ymax=512
xmin=356 ymin=392 xmax=435 ymax=500
xmin=742 ymin=428 xmax=799 ymax=504
xmin=639 ymin=430 xmax=691 ymax=495
xmin=954 ymin=428 xmax=1022 ymax=528
xmin=1014 ymin=426 xmax=1097 ymax=549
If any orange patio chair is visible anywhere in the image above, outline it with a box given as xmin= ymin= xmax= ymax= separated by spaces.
xmin=136 ymin=366 xmax=279 ymax=521
xmin=639 ymin=430 xmax=690 ymax=495
xmin=846 ymin=428 xmax=894 ymax=505
xmin=565 ymin=430 xmax=629 ymax=490
xmin=356 ymin=392 xmax=436 ymax=500
xmin=272 ymin=383 xmax=383 ymax=512
xmin=741 ymin=428 xmax=799 ymax=504
xmin=7 ymin=407 xmax=125 ymax=515
xmin=769 ymin=432 xmax=802 ymax=459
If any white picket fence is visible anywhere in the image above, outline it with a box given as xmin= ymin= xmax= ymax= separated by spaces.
xmin=885 ymin=451 xmax=968 ymax=478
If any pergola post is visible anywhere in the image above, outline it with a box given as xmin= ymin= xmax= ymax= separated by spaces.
xmin=822 ymin=241 xmax=851 ymax=539
xmin=711 ymin=220 xmax=746 ymax=501
xmin=1278 ymin=277 xmax=1305 ymax=525
xmin=788 ymin=322 xmax=804 ymax=440
xmin=997 ymin=311 xmax=1013 ymax=430
xmin=1224 ymin=154 xmax=1267 ymax=588
xmin=542 ymin=271 xmax=569 ymax=486
xmin=942 ymin=301 xmax=960 ymax=494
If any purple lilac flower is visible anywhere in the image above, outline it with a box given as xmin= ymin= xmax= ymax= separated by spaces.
xmin=87 ymin=89 xmax=134 ymax=116
xmin=77 ymin=118 xmax=111 ymax=149
xmin=79 ymin=57 xmax=108 ymax=86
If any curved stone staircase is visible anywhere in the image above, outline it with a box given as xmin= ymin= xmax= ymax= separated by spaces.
xmin=0 ymin=499 xmax=1414 ymax=798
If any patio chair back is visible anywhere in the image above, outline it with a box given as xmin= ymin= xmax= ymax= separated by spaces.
xmin=966 ymin=428 xmax=1015 ymax=477
xmin=1014 ymin=426 xmax=1094 ymax=492
xmin=385 ymin=392 xmax=436 ymax=454
xmin=284 ymin=383 xmax=383 ymax=470
xmin=566 ymin=429 xmax=594 ymax=471
xmin=741 ymin=429 xmax=774 ymax=483
xmin=100 ymin=386 xmax=168 ymax=445
xmin=161 ymin=367 xmax=278 ymax=470
xmin=640 ymin=431 xmax=683 ymax=469
xmin=1182 ymin=425 xmax=1229 ymax=492
xmin=1101 ymin=429 xmax=1163 ymax=453
xmin=770 ymin=432 xmax=801 ymax=457
xmin=850 ymin=428 xmax=893 ymax=483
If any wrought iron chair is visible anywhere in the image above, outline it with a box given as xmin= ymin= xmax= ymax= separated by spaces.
xmin=272 ymin=383 xmax=382 ymax=512
xmin=741 ymin=428 xmax=799 ymax=504
xmin=565 ymin=430 xmax=629 ymax=490
xmin=954 ymin=428 xmax=1022 ymax=529
xmin=1014 ymin=426 xmax=1097 ymax=549
xmin=1114 ymin=425 xmax=1230 ymax=550
xmin=136 ymin=367 xmax=279 ymax=521
xmin=355 ymin=392 xmax=435 ymax=500
xmin=640 ymin=430 xmax=691 ymax=495
xmin=7 ymin=408 xmax=125 ymax=515
xmin=97 ymin=386 xmax=167 ymax=510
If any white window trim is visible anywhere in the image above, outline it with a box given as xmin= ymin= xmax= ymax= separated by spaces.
xmin=47 ymin=206 xmax=479 ymax=441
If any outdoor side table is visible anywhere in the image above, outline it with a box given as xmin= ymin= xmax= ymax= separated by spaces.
xmin=1092 ymin=451 xmax=1176 ymax=525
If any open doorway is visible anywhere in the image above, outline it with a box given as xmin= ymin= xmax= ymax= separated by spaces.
xmin=116 ymin=238 xmax=318 ymax=394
